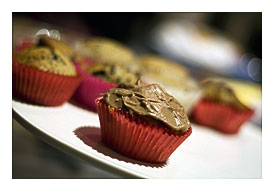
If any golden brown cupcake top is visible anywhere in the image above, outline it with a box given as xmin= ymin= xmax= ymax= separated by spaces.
xmin=13 ymin=46 xmax=77 ymax=76
xmin=38 ymin=35 xmax=83 ymax=61
xmin=79 ymin=37 xmax=136 ymax=67
xmin=138 ymin=55 xmax=189 ymax=87
xmin=83 ymin=62 xmax=140 ymax=84
xmin=103 ymin=80 xmax=191 ymax=133
xmin=202 ymin=79 xmax=249 ymax=111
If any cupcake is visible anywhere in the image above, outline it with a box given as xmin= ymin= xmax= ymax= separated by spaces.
xmin=73 ymin=37 xmax=140 ymax=111
xmin=191 ymin=79 xmax=254 ymax=134
xmin=96 ymin=80 xmax=192 ymax=163
xmin=15 ymin=34 xmax=90 ymax=64
xmin=83 ymin=62 xmax=139 ymax=84
xmin=38 ymin=35 xmax=89 ymax=64
xmin=12 ymin=46 xmax=81 ymax=106
xmin=77 ymin=36 xmax=138 ymax=71
xmin=138 ymin=55 xmax=202 ymax=115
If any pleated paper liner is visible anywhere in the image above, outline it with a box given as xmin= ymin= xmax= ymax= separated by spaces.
xmin=73 ymin=62 xmax=117 ymax=112
xmin=12 ymin=60 xmax=82 ymax=106
xmin=96 ymin=98 xmax=192 ymax=163
xmin=191 ymin=98 xmax=254 ymax=134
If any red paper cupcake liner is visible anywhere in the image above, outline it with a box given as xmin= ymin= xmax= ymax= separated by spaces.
xmin=191 ymin=98 xmax=254 ymax=134
xmin=73 ymin=62 xmax=117 ymax=112
xmin=12 ymin=60 xmax=82 ymax=106
xmin=96 ymin=98 xmax=192 ymax=163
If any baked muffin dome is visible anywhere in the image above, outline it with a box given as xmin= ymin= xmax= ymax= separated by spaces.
xmin=79 ymin=37 xmax=136 ymax=67
xmin=13 ymin=46 xmax=77 ymax=76
xmin=138 ymin=55 xmax=189 ymax=85
xmin=202 ymin=79 xmax=249 ymax=111
xmin=83 ymin=62 xmax=140 ymax=85
xmin=38 ymin=35 xmax=78 ymax=60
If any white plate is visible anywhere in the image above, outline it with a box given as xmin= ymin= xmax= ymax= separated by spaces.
xmin=12 ymin=99 xmax=262 ymax=178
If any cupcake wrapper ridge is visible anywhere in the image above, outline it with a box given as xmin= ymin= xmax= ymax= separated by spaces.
xmin=13 ymin=60 xmax=82 ymax=106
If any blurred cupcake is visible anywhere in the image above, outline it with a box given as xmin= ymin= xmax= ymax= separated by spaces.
xmin=138 ymin=55 xmax=202 ymax=115
xmin=12 ymin=46 xmax=81 ymax=106
xmin=76 ymin=36 xmax=138 ymax=71
xmin=191 ymin=79 xmax=254 ymax=134
xmin=96 ymin=80 xmax=192 ymax=163
xmin=15 ymin=33 xmax=90 ymax=64
xmin=38 ymin=35 xmax=90 ymax=64
xmin=73 ymin=37 xmax=140 ymax=111
xmin=73 ymin=61 xmax=140 ymax=111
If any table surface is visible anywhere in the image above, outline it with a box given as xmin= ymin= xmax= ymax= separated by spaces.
xmin=12 ymin=99 xmax=262 ymax=178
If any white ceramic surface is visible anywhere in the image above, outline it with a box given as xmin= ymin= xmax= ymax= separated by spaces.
xmin=12 ymin=100 xmax=262 ymax=178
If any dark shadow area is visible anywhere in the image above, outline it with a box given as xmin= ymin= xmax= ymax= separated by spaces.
xmin=12 ymin=95 xmax=41 ymax=107
xmin=74 ymin=126 xmax=168 ymax=168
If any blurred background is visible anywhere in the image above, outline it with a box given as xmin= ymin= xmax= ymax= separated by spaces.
xmin=12 ymin=12 xmax=262 ymax=178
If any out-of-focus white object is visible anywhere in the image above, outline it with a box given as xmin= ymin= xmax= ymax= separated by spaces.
xmin=35 ymin=28 xmax=51 ymax=37
xmin=49 ymin=30 xmax=61 ymax=40
xmin=13 ymin=99 xmax=261 ymax=178
xmin=35 ymin=28 xmax=61 ymax=40
xmin=151 ymin=20 xmax=242 ymax=75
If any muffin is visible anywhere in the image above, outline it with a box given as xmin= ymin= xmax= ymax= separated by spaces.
xmin=191 ymin=79 xmax=254 ymax=134
xmin=96 ymin=80 xmax=192 ymax=163
xmin=83 ymin=62 xmax=139 ymax=85
xmin=12 ymin=46 xmax=81 ymax=106
xmin=77 ymin=36 xmax=137 ymax=71
xmin=38 ymin=35 xmax=88 ymax=64
xmin=138 ymin=55 xmax=202 ymax=115
xmin=73 ymin=37 xmax=140 ymax=111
